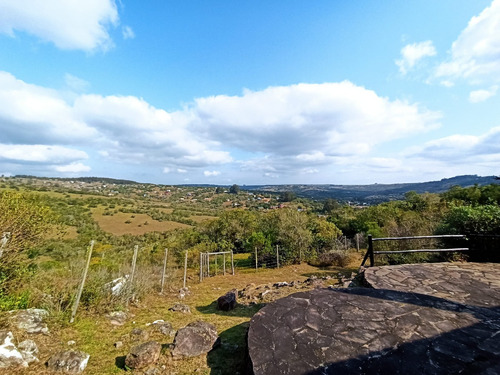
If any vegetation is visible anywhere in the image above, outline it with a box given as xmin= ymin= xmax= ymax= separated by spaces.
xmin=0 ymin=175 xmax=499 ymax=373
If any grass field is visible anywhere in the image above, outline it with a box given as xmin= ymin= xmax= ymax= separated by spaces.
xmin=92 ymin=209 xmax=191 ymax=235
xmin=2 ymin=253 xmax=362 ymax=375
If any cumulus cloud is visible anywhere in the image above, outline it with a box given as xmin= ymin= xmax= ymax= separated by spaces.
xmin=0 ymin=0 xmax=119 ymax=51
xmin=0 ymin=71 xmax=448 ymax=181
xmin=54 ymin=162 xmax=91 ymax=173
xmin=194 ymin=82 xmax=440 ymax=163
xmin=396 ymin=41 xmax=437 ymax=74
xmin=406 ymin=127 xmax=500 ymax=163
xmin=0 ymin=144 xmax=88 ymax=164
xmin=64 ymin=73 xmax=90 ymax=92
xmin=435 ymin=0 xmax=500 ymax=83
xmin=469 ymin=86 xmax=498 ymax=102
xmin=204 ymin=170 xmax=221 ymax=177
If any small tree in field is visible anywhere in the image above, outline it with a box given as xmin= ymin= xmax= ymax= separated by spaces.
xmin=229 ymin=184 xmax=240 ymax=194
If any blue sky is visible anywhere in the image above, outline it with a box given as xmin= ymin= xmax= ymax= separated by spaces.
xmin=1 ymin=0 xmax=499 ymax=185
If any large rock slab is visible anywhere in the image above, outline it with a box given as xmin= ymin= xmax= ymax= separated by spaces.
xmin=363 ymin=262 xmax=500 ymax=307
xmin=125 ymin=341 xmax=162 ymax=369
xmin=172 ymin=321 xmax=218 ymax=358
xmin=46 ymin=350 xmax=90 ymax=374
xmin=248 ymin=287 xmax=500 ymax=374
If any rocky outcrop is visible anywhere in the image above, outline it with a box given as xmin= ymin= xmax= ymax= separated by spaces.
xmin=125 ymin=341 xmax=162 ymax=369
xmin=46 ymin=350 xmax=90 ymax=374
xmin=18 ymin=339 xmax=39 ymax=364
xmin=217 ymin=289 xmax=237 ymax=311
xmin=172 ymin=321 xmax=218 ymax=358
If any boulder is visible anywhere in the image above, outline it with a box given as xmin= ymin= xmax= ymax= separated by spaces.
xmin=152 ymin=321 xmax=175 ymax=337
xmin=172 ymin=321 xmax=219 ymax=358
xmin=46 ymin=350 xmax=90 ymax=374
xmin=130 ymin=328 xmax=150 ymax=342
xmin=217 ymin=289 xmax=237 ymax=311
xmin=178 ymin=287 xmax=190 ymax=299
xmin=125 ymin=341 xmax=162 ymax=369
xmin=18 ymin=339 xmax=39 ymax=364
xmin=168 ymin=303 xmax=191 ymax=314
xmin=0 ymin=331 xmax=28 ymax=369
xmin=9 ymin=308 xmax=49 ymax=334
xmin=107 ymin=311 xmax=127 ymax=326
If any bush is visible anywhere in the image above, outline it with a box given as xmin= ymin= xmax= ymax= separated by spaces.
xmin=309 ymin=250 xmax=352 ymax=268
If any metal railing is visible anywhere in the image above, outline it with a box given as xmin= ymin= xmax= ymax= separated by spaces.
xmin=360 ymin=234 xmax=468 ymax=267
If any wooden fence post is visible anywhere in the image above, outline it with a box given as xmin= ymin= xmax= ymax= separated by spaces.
xmin=183 ymin=250 xmax=188 ymax=288
xmin=255 ymin=247 xmax=258 ymax=271
xmin=223 ymin=252 xmax=226 ymax=275
xmin=200 ymin=252 xmax=203 ymax=282
xmin=276 ymin=245 xmax=280 ymax=269
xmin=70 ymin=240 xmax=94 ymax=323
xmin=368 ymin=235 xmax=374 ymax=267
xmin=356 ymin=234 xmax=360 ymax=252
xmin=160 ymin=248 xmax=168 ymax=294
xmin=231 ymin=251 xmax=234 ymax=275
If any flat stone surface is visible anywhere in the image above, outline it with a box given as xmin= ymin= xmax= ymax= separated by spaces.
xmin=364 ymin=262 xmax=500 ymax=307
xmin=248 ymin=262 xmax=500 ymax=374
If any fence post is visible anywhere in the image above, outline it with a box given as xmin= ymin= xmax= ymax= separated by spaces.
xmin=356 ymin=234 xmax=360 ymax=252
xmin=200 ymin=252 xmax=203 ymax=282
xmin=368 ymin=235 xmax=374 ymax=267
xmin=0 ymin=232 xmax=9 ymax=259
xmin=207 ymin=254 xmax=210 ymax=277
xmin=231 ymin=251 xmax=234 ymax=275
xmin=161 ymin=248 xmax=168 ymax=294
xmin=70 ymin=240 xmax=94 ymax=323
xmin=255 ymin=247 xmax=258 ymax=271
xmin=129 ymin=244 xmax=139 ymax=303
xmin=276 ymin=245 xmax=280 ymax=269
xmin=223 ymin=252 xmax=226 ymax=275
xmin=183 ymin=250 xmax=188 ymax=288
xmin=215 ymin=254 xmax=218 ymax=275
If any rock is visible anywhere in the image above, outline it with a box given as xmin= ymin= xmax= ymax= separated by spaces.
xmin=130 ymin=328 xmax=150 ymax=342
xmin=125 ymin=341 xmax=162 ymax=369
xmin=18 ymin=339 xmax=39 ymax=364
xmin=168 ymin=303 xmax=191 ymax=314
xmin=67 ymin=340 xmax=76 ymax=346
xmin=9 ymin=308 xmax=49 ymax=334
xmin=153 ymin=321 xmax=175 ymax=336
xmin=114 ymin=341 xmax=123 ymax=349
xmin=104 ymin=275 xmax=129 ymax=296
xmin=107 ymin=311 xmax=127 ymax=326
xmin=46 ymin=350 xmax=90 ymax=374
xmin=0 ymin=331 xmax=28 ymax=369
xmin=273 ymin=282 xmax=289 ymax=288
xmin=217 ymin=289 xmax=237 ymax=311
xmin=178 ymin=287 xmax=190 ymax=299
xmin=172 ymin=321 xmax=219 ymax=358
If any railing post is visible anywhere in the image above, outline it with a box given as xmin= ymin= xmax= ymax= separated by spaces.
xmin=368 ymin=235 xmax=374 ymax=267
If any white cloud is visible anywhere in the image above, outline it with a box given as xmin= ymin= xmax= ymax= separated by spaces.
xmin=65 ymin=73 xmax=90 ymax=92
xmin=163 ymin=167 xmax=171 ymax=174
xmin=204 ymin=170 xmax=221 ymax=177
xmin=469 ymin=85 xmax=498 ymax=102
xmin=0 ymin=0 xmax=118 ymax=51
xmin=396 ymin=41 xmax=437 ymax=74
xmin=54 ymin=162 xmax=91 ymax=173
xmin=122 ymin=25 xmax=135 ymax=40
xmin=194 ymin=81 xmax=440 ymax=163
xmin=0 ymin=144 xmax=88 ymax=164
xmin=435 ymin=0 xmax=500 ymax=83
xmin=177 ymin=169 xmax=187 ymax=173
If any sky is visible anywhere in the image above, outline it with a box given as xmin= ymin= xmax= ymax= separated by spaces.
xmin=0 ymin=0 xmax=499 ymax=185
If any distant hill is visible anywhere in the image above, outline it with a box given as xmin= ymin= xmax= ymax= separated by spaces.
xmin=15 ymin=175 xmax=139 ymax=185
xmin=240 ymin=175 xmax=500 ymax=204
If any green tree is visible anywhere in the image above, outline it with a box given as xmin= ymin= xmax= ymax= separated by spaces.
xmin=229 ymin=184 xmax=240 ymax=194
xmin=280 ymin=191 xmax=296 ymax=202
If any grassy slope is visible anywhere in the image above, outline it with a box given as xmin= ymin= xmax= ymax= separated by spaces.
xmin=1 ymin=254 xmax=362 ymax=375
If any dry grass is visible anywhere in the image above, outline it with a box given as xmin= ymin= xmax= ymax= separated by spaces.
xmin=92 ymin=210 xmax=190 ymax=236
xmin=189 ymin=215 xmax=217 ymax=223
xmin=0 ymin=255 xmax=363 ymax=375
